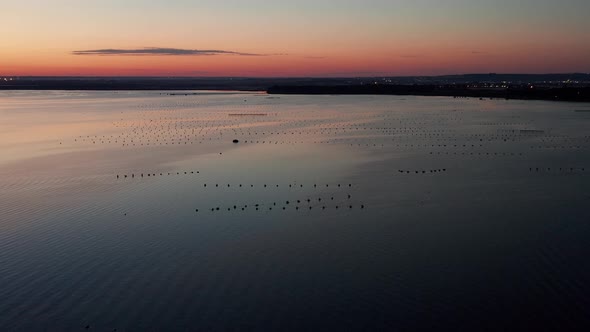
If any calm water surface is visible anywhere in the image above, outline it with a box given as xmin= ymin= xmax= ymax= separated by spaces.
xmin=1 ymin=91 xmax=589 ymax=331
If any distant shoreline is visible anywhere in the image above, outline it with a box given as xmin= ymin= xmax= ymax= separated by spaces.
xmin=266 ymin=85 xmax=590 ymax=102
xmin=1 ymin=76 xmax=590 ymax=102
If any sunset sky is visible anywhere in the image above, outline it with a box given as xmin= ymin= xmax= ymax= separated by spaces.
xmin=2 ymin=0 xmax=590 ymax=77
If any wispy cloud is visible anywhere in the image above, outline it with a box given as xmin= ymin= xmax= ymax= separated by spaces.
xmin=72 ymin=47 xmax=267 ymax=56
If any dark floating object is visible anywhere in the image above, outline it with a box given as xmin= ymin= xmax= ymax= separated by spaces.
xmin=232 ymin=139 xmax=240 ymax=143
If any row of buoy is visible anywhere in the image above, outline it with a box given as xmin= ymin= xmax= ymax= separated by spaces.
xmin=71 ymin=136 xmax=485 ymax=148
xmin=529 ymin=167 xmax=586 ymax=172
xmin=86 ymin=138 xmax=537 ymax=150
xmin=477 ymin=122 xmax=535 ymax=127
xmin=198 ymin=183 xmax=353 ymax=188
xmin=391 ymin=143 xmax=485 ymax=148
xmin=228 ymin=113 xmax=268 ymax=117
xmin=198 ymin=204 xmax=365 ymax=212
xmin=398 ymin=169 xmax=447 ymax=174
xmin=115 ymin=176 xmax=355 ymax=188
xmin=430 ymin=152 xmax=523 ymax=156
xmin=196 ymin=194 xmax=354 ymax=213
xmin=425 ymin=144 xmax=484 ymax=148
xmin=117 ymin=171 xmax=199 ymax=179
xmin=93 ymin=138 xmax=511 ymax=150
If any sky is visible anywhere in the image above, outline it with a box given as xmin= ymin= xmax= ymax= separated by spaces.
xmin=1 ymin=0 xmax=590 ymax=77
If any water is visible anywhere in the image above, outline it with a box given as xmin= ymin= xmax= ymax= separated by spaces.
xmin=1 ymin=91 xmax=589 ymax=331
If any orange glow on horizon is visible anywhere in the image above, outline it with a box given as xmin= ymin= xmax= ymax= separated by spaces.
xmin=2 ymin=1 xmax=589 ymax=77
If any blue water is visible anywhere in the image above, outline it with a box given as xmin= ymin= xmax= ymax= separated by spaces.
xmin=1 ymin=91 xmax=589 ymax=331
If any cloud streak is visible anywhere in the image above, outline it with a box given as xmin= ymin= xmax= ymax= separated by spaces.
xmin=72 ymin=47 xmax=266 ymax=56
